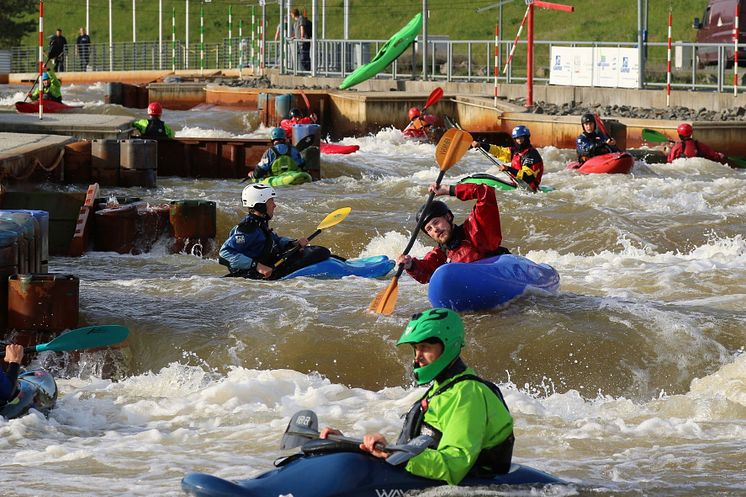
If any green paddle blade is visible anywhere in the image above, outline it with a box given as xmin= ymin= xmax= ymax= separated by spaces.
xmin=641 ymin=128 xmax=672 ymax=143
xmin=727 ymin=155 xmax=746 ymax=168
xmin=34 ymin=325 xmax=129 ymax=353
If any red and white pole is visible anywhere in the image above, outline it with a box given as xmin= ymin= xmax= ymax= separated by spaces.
xmin=666 ymin=9 xmax=672 ymax=107
xmin=494 ymin=23 xmax=499 ymax=105
xmin=734 ymin=3 xmax=740 ymax=96
xmin=38 ymin=0 xmax=44 ymax=120
xmin=526 ymin=3 xmax=535 ymax=107
xmin=502 ymin=6 xmax=529 ymax=75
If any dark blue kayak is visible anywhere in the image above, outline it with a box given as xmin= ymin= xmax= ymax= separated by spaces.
xmin=0 ymin=369 xmax=58 ymax=419
xmin=182 ymin=451 xmax=564 ymax=497
xmin=282 ymin=255 xmax=394 ymax=280
xmin=428 ymin=254 xmax=560 ymax=312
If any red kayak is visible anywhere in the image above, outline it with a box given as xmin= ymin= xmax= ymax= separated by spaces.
xmin=15 ymin=100 xmax=81 ymax=113
xmin=566 ymin=152 xmax=634 ymax=174
xmin=320 ymin=142 xmax=360 ymax=155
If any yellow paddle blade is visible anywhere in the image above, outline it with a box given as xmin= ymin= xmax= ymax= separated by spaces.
xmin=435 ymin=128 xmax=473 ymax=171
xmin=317 ymin=207 xmax=351 ymax=230
xmin=368 ymin=277 xmax=400 ymax=316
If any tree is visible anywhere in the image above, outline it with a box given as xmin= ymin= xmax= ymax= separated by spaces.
xmin=0 ymin=0 xmax=36 ymax=49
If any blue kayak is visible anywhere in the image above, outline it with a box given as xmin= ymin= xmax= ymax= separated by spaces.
xmin=428 ymin=255 xmax=560 ymax=312
xmin=182 ymin=451 xmax=564 ymax=497
xmin=282 ymin=255 xmax=394 ymax=280
xmin=0 ymin=369 xmax=58 ymax=419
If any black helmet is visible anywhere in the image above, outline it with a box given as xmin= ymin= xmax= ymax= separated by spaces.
xmin=289 ymin=108 xmax=303 ymax=118
xmin=581 ymin=113 xmax=595 ymax=125
xmin=416 ymin=200 xmax=452 ymax=232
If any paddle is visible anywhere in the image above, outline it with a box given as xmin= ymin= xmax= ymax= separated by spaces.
xmin=0 ymin=324 xmax=129 ymax=357
xmin=593 ymin=113 xmax=610 ymax=138
xmin=273 ymin=207 xmax=351 ymax=268
xmin=299 ymin=90 xmax=317 ymax=122
xmin=280 ymin=409 xmax=434 ymax=465
xmin=642 ymin=128 xmax=746 ymax=168
xmin=405 ymin=87 xmax=444 ymax=130
xmin=241 ymin=135 xmax=316 ymax=183
xmin=368 ymin=128 xmax=472 ymax=316
xmin=23 ymin=57 xmax=51 ymax=103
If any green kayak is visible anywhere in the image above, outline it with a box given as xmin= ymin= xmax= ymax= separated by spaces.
xmin=459 ymin=173 xmax=555 ymax=193
xmin=251 ymin=171 xmax=313 ymax=187
xmin=339 ymin=13 xmax=422 ymax=90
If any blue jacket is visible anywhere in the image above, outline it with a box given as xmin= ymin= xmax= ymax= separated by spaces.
xmin=219 ymin=213 xmax=294 ymax=273
xmin=254 ymin=143 xmax=305 ymax=179
xmin=576 ymin=131 xmax=617 ymax=162
xmin=0 ymin=363 xmax=20 ymax=402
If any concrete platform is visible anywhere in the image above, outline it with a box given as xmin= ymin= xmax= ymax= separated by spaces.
xmin=0 ymin=132 xmax=76 ymax=183
xmin=0 ymin=112 xmax=134 ymax=140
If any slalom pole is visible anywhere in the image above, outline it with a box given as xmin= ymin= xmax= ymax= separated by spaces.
xmin=228 ymin=5 xmax=233 ymax=69
xmin=666 ymin=8 xmax=672 ymax=107
xmin=251 ymin=6 xmax=256 ymax=68
xmin=260 ymin=3 xmax=265 ymax=76
xmin=239 ymin=19 xmax=243 ymax=76
xmin=172 ymin=7 xmax=176 ymax=71
xmin=200 ymin=4 xmax=204 ymax=76
xmin=502 ymin=5 xmax=529 ymax=74
xmin=38 ymin=0 xmax=44 ymax=121
xmin=735 ymin=2 xmax=740 ymax=96
xmin=494 ymin=22 xmax=499 ymax=105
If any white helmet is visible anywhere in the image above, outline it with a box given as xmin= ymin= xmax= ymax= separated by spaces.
xmin=242 ymin=184 xmax=277 ymax=208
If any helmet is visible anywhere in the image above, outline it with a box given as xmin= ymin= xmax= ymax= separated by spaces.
xmin=677 ymin=123 xmax=693 ymax=138
xmin=41 ymin=72 xmax=50 ymax=81
xmin=416 ymin=200 xmax=452 ymax=232
xmin=581 ymin=113 xmax=595 ymax=125
xmin=242 ymin=184 xmax=277 ymax=209
xmin=147 ymin=102 xmax=163 ymax=117
xmin=289 ymin=108 xmax=303 ymax=118
xmin=270 ymin=127 xmax=286 ymax=141
xmin=397 ymin=308 xmax=465 ymax=385
xmin=511 ymin=125 xmax=530 ymax=139
xmin=408 ymin=107 xmax=421 ymax=120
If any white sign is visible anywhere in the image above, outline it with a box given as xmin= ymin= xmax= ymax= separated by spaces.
xmin=550 ymin=46 xmax=639 ymax=88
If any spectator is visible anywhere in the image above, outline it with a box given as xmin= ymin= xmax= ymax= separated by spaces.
xmin=48 ymin=28 xmax=68 ymax=72
xmin=76 ymin=27 xmax=91 ymax=71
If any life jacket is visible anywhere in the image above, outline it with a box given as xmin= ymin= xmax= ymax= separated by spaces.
xmin=270 ymin=146 xmax=301 ymax=175
xmin=396 ymin=366 xmax=515 ymax=476
xmin=218 ymin=217 xmax=283 ymax=276
xmin=142 ymin=118 xmax=171 ymax=140
xmin=680 ymin=139 xmax=701 ymax=159
xmin=510 ymin=146 xmax=543 ymax=190
xmin=41 ymin=87 xmax=63 ymax=103
xmin=440 ymin=225 xmax=508 ymax=261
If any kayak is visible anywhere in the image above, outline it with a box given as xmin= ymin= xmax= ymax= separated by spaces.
xmin=15 ymin=100 xmax=82 ymax=113
xmin=250 ymin=171 xmax=312 ymax=187
xmin=181 ymin=450 xmax=564 ymax=497
xmin=0 ymin=369 xmax=58 ymax=420
xmin=566 ymin=152 xmax=634 ymax=174
xmin=339 ymin=13 xmax=423 ymax=90
xmin=282 ymin=255 xmax=394 ymax=280
xmin=320 ymin=142 xmax=360 ymax=155
xmin=459 ymin=173 xmax=555 ymax=193
xmin=428 ymin=254 xmax=560 ymax=312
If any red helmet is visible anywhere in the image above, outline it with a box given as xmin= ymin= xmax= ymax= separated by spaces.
xmin=676 ymin=123 xmax=693 ymax=138
xmin=148 ymin=102 xmax=163 ymax=117
xmin=408 ymin=107 xmax=421 ymax=120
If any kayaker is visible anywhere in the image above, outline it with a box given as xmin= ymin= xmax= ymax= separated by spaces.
xmin=471 ymin=125 xmax=544 ymax=191
xmin=321 ymin=308 xmax=514 ymax=485
xmin=576 ymin=113 xmax=617 ymax=164
xmin=665 ymin=123 xmax=727 ymax=164
xmin=28 ymin=66 xmax=63 ymax=103
xmin=250 ymin=127 xmax=306 ymax=181
xmin=279 ymin=108 xmax=316 ymax=137
xmin=403 ymin=107 xmax=440 ymax=141
xmin=132 ymin=102 xmax=175 ymax=140
xmin=219 ymin=184 xmax=331 ymax=279
xmin=0 ymin=344 xmax=24 ymax=403
xmin=396 ymin=182 xmax=509 ymax=284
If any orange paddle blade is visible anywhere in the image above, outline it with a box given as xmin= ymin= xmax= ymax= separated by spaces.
xmin=368 ymin=276 xmax=400 ymax=316
xmin=435 ymin=128 xmax=473 ymax=171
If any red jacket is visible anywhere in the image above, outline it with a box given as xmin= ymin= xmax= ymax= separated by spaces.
xmin=667 ymin=139 xmax=726 ymax=164
xmin=280 ymin=116 xmax=314 ymax=137
xmin=403 ymin=114 xmax=439 ymax=139
xmin=406 ymin=183 xmax=504 ymax=284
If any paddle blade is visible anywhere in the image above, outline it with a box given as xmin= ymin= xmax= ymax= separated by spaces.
xmin=281 ymin=410 xmax=319 ymax=449
xmin=423 ymin=87 xmax=444 ymax=111
xmin=642 ymin=128 xmax=672 ymax=143
xmin=317 ymin=207 xmax=351 ymax=231
xmin=727 ymin=156 xmax=746 ymax=168
xmin=385 ymin=435 xmax=435 ymax=466
xmin=435 ymin=128 xmax=473 ymax=172
xmin=369 ymin=275 xmax=400 ymax=315
xmin=593 ymin=113 xmax=609 ymax=137
xmin=300 ymin=90 xmax=312 ymax=113
xmin=34 ymin=325 xmax=129 ymax=353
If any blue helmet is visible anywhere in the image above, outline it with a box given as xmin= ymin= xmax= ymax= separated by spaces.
xmin=41 ymin=72 xmax=50 ymax=81
xmin=270 ymin=127 xmax=286 ymax=141
xmin=511 ymin=125 xmax=530 ymax=139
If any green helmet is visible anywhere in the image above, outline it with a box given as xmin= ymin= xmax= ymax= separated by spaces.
xmin=397 ymin=308 xmax=464 ymax=385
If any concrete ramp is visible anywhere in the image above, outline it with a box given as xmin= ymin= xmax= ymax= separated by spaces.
xmin=0 ymin=112 xmax=133 ymax=140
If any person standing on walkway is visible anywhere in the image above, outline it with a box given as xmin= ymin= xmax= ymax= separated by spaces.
xmin=291 ymin=8 xmax=311 ymax=71
xmin=76 ymin=27 xmax=91 ymax=71
xmin=48 ymin=28 xmax=68 ymax=72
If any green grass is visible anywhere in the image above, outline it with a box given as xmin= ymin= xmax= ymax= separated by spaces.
xmin=18 ymin=0 xmax=705 ymax=48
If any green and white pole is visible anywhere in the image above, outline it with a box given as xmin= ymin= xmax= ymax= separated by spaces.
xmin=239 ymin=19 xmax=243 ymax=76
xmin=251 ymin=6 xmax=256 ymax=69
xmin=228 ymin=5 xmax=232 ymax=69
xmin=200 ymin=4 xmax=204 ymax=75
xmin=172 ymin=7 xmax=176 ymax=71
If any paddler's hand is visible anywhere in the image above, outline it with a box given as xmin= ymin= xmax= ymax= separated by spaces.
xmin=606 ymin=137 xmax=616 ymax=146
xmin=360 ymin=433 xmax=389 ymax=459
xmin=297 ymin=238 xmax=309 ymax=248
xmin=4 ymin=344 xmax=24 ymax=364
xmin=427 ymin=183 xmax=449 ymax=196
xmin=320 ymin=427 xmax=343 ymax=439
xmin=255 ymin=262 xmax=273 ymax=278
xmin=396 ymin=254 xmax=413 ymax=270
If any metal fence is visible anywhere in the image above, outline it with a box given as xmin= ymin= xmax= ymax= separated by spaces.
xmin=10 ymin=38 xmax=743 ymax=93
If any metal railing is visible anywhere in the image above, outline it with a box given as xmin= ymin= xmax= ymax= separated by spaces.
xmin=10 ymin=38 xmax=743 ymax=93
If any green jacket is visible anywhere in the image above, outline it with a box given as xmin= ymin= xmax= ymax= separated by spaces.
xmin=132 ymin=118 xmax=175 ymax=139
xmin=30 ymin=68 xmax=62 ymax=101
xmin=404 ymin=367 xmax=514 ymax=485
